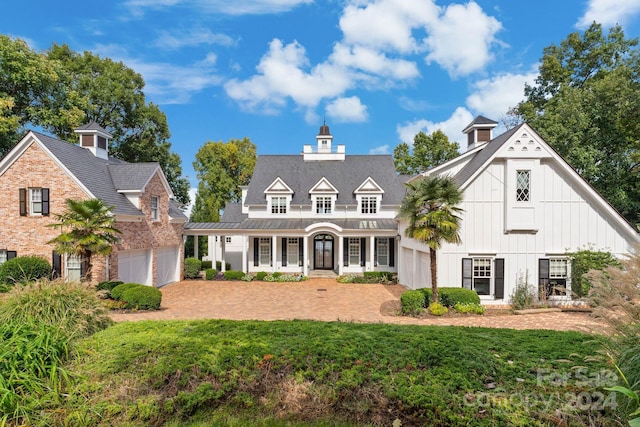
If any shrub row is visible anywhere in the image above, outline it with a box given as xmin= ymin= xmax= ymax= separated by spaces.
xmin=401 ymin=287 xmax=483 ymax=316
xmin=110 ymin=282 xmax=162 ymax=310
xmin=418 ymin=287 xmax=480 ymax=306
xmin=337 ymin=272 xmax=397 ymax=284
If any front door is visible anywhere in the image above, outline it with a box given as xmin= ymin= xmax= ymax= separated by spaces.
xmin=314 ymin=234 xmax=334 ymax=270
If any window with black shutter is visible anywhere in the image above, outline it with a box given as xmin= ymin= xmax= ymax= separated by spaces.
xmin=360 ymin=238 xmax=366 ymax=267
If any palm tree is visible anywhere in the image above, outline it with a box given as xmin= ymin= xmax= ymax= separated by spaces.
xmin=399 ymin=175 xmax=463 ymax=303
xmin=47 ymin=198 xmax=121 ymax=282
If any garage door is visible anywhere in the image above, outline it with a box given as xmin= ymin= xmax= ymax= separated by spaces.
xmin=118 ymin=249 xmax=151 ymax=286
xmin=157 ymin=245 xmax=179 ymax=287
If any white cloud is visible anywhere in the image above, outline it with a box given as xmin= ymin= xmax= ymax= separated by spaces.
xmin=466 ymin=70 xmax=537 ymax=119
xmin=154 ymin=29 xmax=236 ymax=49
xmin=331 ymin=43 xmax=419 ymax=80
xmin=396 ymin=106 xmax=473 ymax=146
xmin=94 ymin=44 xmax=221 ymax=104
xmin=125 ymin=0 xmax=312 ymax=17
xmin=369 ymin=144 xmax=389 ymax=155
xmin=398 ymin=96 xmax=430 ymax=113
xmin=326 ymin=96 xmax=369 ymax=122
xmin=184 ymin=187 xmax=198 ymax=218
xmin=577 ymin=0 xmax=640 ymax=29
xmin=424 ymin=2 xmax=503 ymax=77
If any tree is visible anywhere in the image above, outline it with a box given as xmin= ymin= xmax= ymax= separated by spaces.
xmin=393 ymin=130 xmax=459 ymax=175
xmin=47 ymin=199 xmax=121 ymax=282
xmin=399 ymin=175 xmax=463 ymax=302
xmin=191 ymin=138 xmax=256 ymax=222
xmin=512 ymin=23 xmax=640 ymax=224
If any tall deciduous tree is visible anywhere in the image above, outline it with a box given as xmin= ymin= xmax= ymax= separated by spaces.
xmin=393 ymin=130 xmax=459 ymax=175
xmin=512 ymin=23 xmax=640 ymax=224
xmin=47 ymin=199 xmax=121 ymax=283
xmin=191 ymin=137 xmax=257 ymax=222
xmin=399 ymin=175 xmax=463 ymax=303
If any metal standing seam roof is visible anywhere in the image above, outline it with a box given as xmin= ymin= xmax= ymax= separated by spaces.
xmin=244 ymin=154 xmax=407 ymax=207
xmin=185 ymin=218 xmax=398 ymax=232
xmin=33 ymin=131 xmax=186 ymax=219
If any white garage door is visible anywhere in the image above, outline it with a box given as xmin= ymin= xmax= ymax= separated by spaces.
xmin=118 ymin=249 xmax=151 ymax=286
xmin=157 ymin=245 xmax=179 ymax=287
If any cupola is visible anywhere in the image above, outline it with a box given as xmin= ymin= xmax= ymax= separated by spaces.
xmin=462 ymin=115 xmax=498 ymax=151
xmin=74 ymin=121 xmax=112 ymax=160
xmin=302 ymin=120 xmax=345 ymax=161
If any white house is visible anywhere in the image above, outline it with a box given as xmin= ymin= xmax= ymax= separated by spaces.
xmin=186 ymin=123 xmax=406 ymax=277
xmin=398 ymin=116 xmax=640 ymax=303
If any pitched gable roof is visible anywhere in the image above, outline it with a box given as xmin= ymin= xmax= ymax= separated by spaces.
xmin=245 ymin=155 xmax=406 ymax=206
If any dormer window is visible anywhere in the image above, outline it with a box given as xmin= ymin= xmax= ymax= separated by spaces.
xmin=271 ymin=196 xmax=287 ymax=214
xmin=361 ymin=196 xmax=378 ymax=214
xmin=315 ymin=196 xmax=333 ymax=214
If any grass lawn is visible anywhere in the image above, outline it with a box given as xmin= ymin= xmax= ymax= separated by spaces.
xmin=57 ymin=320 xmax=620 ymax=426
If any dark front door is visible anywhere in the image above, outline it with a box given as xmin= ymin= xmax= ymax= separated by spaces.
xmin=314 ymin=234 xmax=334 ymax=270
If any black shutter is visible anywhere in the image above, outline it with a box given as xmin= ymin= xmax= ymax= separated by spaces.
xmin=343 ymin=238 xmax=349 ymax=267
xmin=19 ymin=188 xmax=26 ymax=216
xmin=494 ymin=258 xmax=504 ymax=299
xmin=374 ymin=238 xmax=378 ymax=267
xmin=539 ymin=258 xmax=550 ymax=297
xmin=298 ymin=238 xmax=303 ymax=267
xmin=389 ymin=237 xmax=395 ymax=267
xmin=80 ymin=257 xmax=87 ymax=280
xmin=462 ymin=258 xmax=472 ymax=290
xmin=281 ymin=237 xmax=287 ymax=267
xmin=269 ymin=238 xmax=272 ymax=266
xmin=253 ymin=238 xmax=259 ymax=266
xmin=7 ymin=251 xmax=17 ymax=260
xmin=360 ymin=238 xmax=366 ymax=267
xmin=52 ymin=251 xmax=62 ymax=278
xmin=41 ymin=188 xmax=50 ymax=216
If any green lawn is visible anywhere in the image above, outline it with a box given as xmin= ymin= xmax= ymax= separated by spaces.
xmin=56 ymin=320 xmax=620 ymax=426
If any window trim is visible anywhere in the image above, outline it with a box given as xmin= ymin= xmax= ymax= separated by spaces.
xmin=315 ymin=196 xmax=333 ymax=214
xmin=361 ymin=196 xmax=378 ymax=214
xmin=150 ymin=196 xmax=159 ymax=221
xmin=347 ymin=238 xmax=360 ymax=266
xmin=271 ymin=196 xmax=287 ymax=214
xmin=540 ymin=257 xmax=571 ymax=298
xmin=258 ymin=237 xmax=271 ymax=266
xmin=375 ymin=238 xmax=388 ymax=266
xmin=30 ymin=188 xmax=43 ymax=215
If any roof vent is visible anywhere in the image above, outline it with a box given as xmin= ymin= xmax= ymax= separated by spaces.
xmin=74 ymin=121 xmax=112 ymax=160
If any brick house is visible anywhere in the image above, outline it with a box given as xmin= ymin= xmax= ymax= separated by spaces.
xmin=0 ymin=122 xmax=186 ymax=287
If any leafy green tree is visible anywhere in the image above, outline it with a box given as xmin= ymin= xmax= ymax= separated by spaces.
xmin=191 ymin=137 xmax=256 ymax=222
xmin=393 ymin=130 xmax=459 ymax=175
xmin=47 ymin=199 xmax=121 ymax=282
xmin=512 ymin=23 xmax=640 ymax=224
xmin=399 ymin=175 xmax=463 ymax=302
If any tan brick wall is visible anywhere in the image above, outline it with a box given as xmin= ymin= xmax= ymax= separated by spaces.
xmin=0 ymin=138 xmax=184 ymax=286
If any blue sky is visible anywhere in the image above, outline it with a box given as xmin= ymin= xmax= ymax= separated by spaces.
xmin=3 ymin=0 xmax=640 ymax=205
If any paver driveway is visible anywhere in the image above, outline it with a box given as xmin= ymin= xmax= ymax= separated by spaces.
xmin=109 ymin=279 xmax=603 ymax=332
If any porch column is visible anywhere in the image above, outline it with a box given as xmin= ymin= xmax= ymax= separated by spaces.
xmin=207 ymin=235 xmax=216 ymax=264
xmin=194 ymin=235 xmax=199 ymax=259
xmin=272 ymin=235 xmax=277 ymax=273
xmin=241 ymin=236 xmax=248 ymax=273
xmin=338 ymin=236 xmax=344 ymax=276
xmin=303 ymin=236 xmax=308 ymax=277
xmin=220 ymin=235 xmax=226 ymax=273
xmin=369 ymin=236 xmax=375 ymax=271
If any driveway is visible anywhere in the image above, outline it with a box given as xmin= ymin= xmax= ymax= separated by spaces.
xmin=109 ymin=279 xmax=603 ymax=332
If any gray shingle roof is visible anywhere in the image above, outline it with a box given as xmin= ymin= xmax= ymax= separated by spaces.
xmin=74 ymin=121 xmax=112 ymax=137
xmin=33 ymin=131 xmax=177 ymax=217
xmin=245 ymin=155 xmax=406 ymax=207
xmin=454 ymin=124 xmax=523 ymax=186
xmin=220 ymin=202 xmax=247 ymax=222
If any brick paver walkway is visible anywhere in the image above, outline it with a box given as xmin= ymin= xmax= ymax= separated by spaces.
xmin=109 ymin=279 xmax=603 ymax=332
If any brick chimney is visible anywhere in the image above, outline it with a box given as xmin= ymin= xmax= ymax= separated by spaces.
xmin=74 ymin=121 xmax=112 ymax=160
xmin=462 ymin=115 xmax=498 ymax=151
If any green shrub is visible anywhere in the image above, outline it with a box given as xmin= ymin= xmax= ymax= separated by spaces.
xmin=0 ymin=255 xmax=52 ymax=286
xmin=256 ymin=271 xmax=268 ymax=281
xmin=418 ymin=287 xmax=480 ymax=307
xmin=271 ymin=272 xmax=282 ymax=279
xmin=111 ymin=282 xmax=143 ymax=300
xmin=428 ymin=301 xmax=449 ymax=316
xmin=454 ymin=302 xmax=486 ymax=315
xmin=0 ymin=279 xmax=112 ymax=338
xmin=184 ymin=257 xmax=202 ymax=279
xmin=120 ymin=286 xmax=162 ymax=310
xmin=510 ymin=272 xmax=536 ymax=310
xmin=201 ymin=260 xmax=212 ymax=270
xmin=205 ymin=268 xmax=216 ymax=280
xmin=566 ymin=247 xmax=621 ymax=297
xmin=223 ymin=270 xmax=245 ymax=280
xmin=216 ymin=261 xmax=231 ymax=271
xmin=96 ymin=280 xmax=124 ymax=291
xmin=241 ymin=273 xmax=255 ymax=281
xmin=401 ymin=290 xmax=425 ymax=315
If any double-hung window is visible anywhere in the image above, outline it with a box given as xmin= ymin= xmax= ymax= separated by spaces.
xmin=259 ymin=238 xmax=271 ymax=266
xmin=30 ymin=188 xmax=43 ymax=214
xmin=472 ymin=258 xmax=492 ymax=295
xmin=361 ymin=196 xmax=377 ymax=214
xmin=271 ymin=196 xmax=287 ymax=214
xmin=539 ymin=258 xmax=569 ymax=297
xmin=316 ymin=196 xmax=332 ymax=214
xmin=151 ymin=196 xmax=159 ymax=221
xmin=348 ymin=238 xmax=360 ymax=266
xmin=286 ymin=238 xmax=299 ymax=266
xmin=376 ymin=238 xmax=388 ymax=266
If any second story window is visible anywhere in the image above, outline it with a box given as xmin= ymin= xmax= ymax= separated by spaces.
xmin=361 ymin=196 xmax=377 ymax=214
xmin=516 ymin=170 xmax=530 ymax=202
xmin=271 ymin=196 xmax=287 ymax=214
xmin=316 ymin=196 xmax=332 ymax=214
xmin=30 ymin=188 xmax=43 ymax=214
xmin=151 ymin=196 xmax=159 ymax=221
